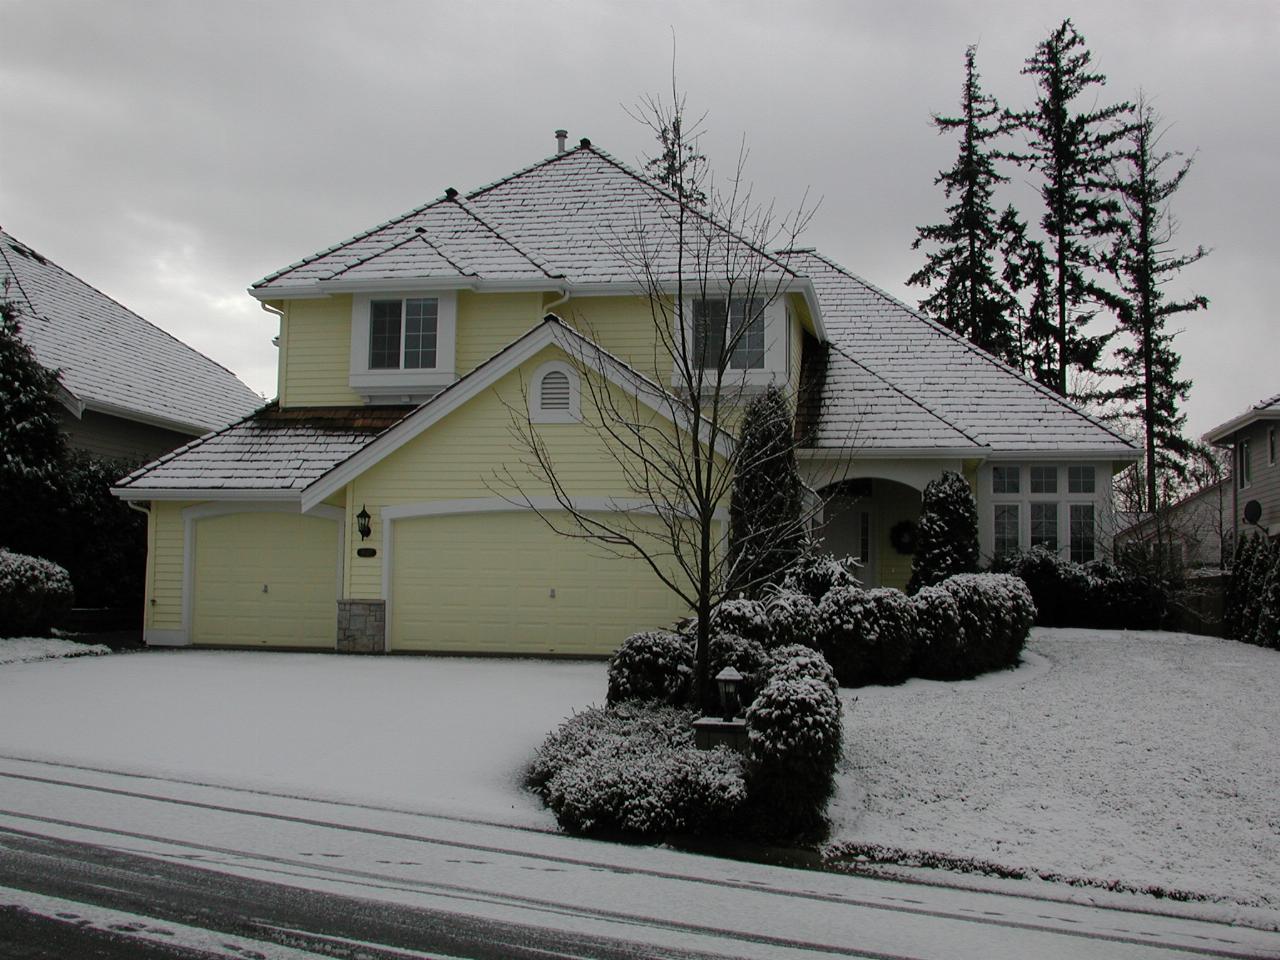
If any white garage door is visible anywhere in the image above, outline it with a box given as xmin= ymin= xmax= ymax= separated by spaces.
xmin=389 ymin=511 xmax=689 ymax=655
xmin=192 ymin=511 xmax=339 ymax=647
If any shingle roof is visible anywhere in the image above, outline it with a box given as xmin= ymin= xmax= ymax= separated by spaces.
xmin=253 ymin=143 xmax=797 ymax=293
xmin=793 ymin=250 xmax=1137 ymax=457
xmin=114 ymin=404 xmax=413 ymax=494
xmin=1202 ymin=391 xmax=1280 ymax=444
xmin=1 ymin=228 xmax=261 ymax=433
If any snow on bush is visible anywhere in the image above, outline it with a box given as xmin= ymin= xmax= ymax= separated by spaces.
xmin=0 ymin=549 xmax=74 ymax=638
xmin=995 ymin=547 xmax=1166 ymax=630
xmin=605 ymin=630 xmax=693 ymax=706
xmin=780 ymin=552 xmax=860 ymax=602
xmin=707 ymin=597 xmax=772 ymax=648
xmin=528 ymin=703 xmax=746 ymax=836
xmin=815 ymin=586 xmax=918 ymax=687
xmin=939 ymin=573 xmax=1034 ymax=672
xmin=744 ymin=672 xmax=843 ymax=838
xmin=761 ymin=586 xmax=820 ymax=649
xmin=707 ymin=632 xmax=769 ymax=703
xmin=767 ymin=643 xmax=839 ymax=694
xmin=910 ymin=585 xmax=967 ymax=679
xmin=907 ymin=471 xmax=979 ymax=594
xmin=1226 ymin=533 xmax=1279 ymax=649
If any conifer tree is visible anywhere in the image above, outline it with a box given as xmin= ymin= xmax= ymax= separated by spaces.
xmin=1010 ymin=19 xmax=1132 ymax=399
xmin=1103 ymin=96 xmax=1208 ymax=511
xmin=909 ymin=45 xmax=1024 ymax=367
xmin=0 ymin=298 xmax=68 ymax=554
xmin=727 ymin=385 xmax=806 ymax=597
xmin=907 ymin=471 xmax=980 ymax=594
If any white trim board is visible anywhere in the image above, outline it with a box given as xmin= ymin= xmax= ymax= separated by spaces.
xmin=174 ymin=501 xmax=345 ymax=647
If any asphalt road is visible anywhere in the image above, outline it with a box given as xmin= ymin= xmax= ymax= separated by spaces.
xmin=1 ymin=755 xmax=1277 ymax=960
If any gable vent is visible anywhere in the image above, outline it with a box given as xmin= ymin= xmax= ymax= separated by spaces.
xmin=540 ymin=370 xmax=571 ymax=410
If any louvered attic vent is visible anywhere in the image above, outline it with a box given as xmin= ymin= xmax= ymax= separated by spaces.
xmin=541 ymin=370 xmax=571 ymax=409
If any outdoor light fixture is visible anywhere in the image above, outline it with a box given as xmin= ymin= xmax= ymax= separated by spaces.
xmin=715 ymin=666 xmax=743 ymax=722
xmin=356 ymin=505 xmax=372 ymax=541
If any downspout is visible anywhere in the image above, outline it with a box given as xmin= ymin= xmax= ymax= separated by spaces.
xmin=260 ymin=300 xmax=286 ymax=404
xmin=127 ymin=500 xmax=153 ymax=632
xmin=543 ymin=287 xmax=570 ymax=316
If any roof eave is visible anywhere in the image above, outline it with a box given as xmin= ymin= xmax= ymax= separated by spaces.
xmin=1202 ymin=409 xmax=1280 ymax=445
xmin=111 ymin=487 xmax=302 ymax=502
xmin=799 ymin=446 xmax=986 ymax=460
xmin=81 ymin=398 xmax=225 ymax=438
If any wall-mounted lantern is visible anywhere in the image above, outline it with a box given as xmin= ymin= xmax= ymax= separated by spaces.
xmin=356 ymin=505 xmax=372 ymax=541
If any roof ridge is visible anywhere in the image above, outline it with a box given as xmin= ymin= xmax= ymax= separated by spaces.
xmin=826 ymin=339 xmax=985 ymax=448
xmin=326 ymin=229 xmax=473 ymax=282
xmin=464 ymin=142 xmax=590 ymax=201
xmin=801 ymin=249 xmax=1136 ymax=449
xmin=2 ymin=229 xmax=254 ymax=390
xmin=253 ymin=194 xmax=452 ymax=288
xmin=449 ymin=196 xmax=563 ymax=279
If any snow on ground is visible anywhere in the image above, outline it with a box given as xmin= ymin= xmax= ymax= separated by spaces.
xmin=827 ymin=628 xmax=1280 ymax=910
xmin=0 ymin=651 xmax=603 ymax=826
xmin=0 ymin=637 xmax=110 ymax=665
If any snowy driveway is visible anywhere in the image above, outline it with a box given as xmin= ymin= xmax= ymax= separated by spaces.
xmin=0 ymin=651 xmax=605 ymax=827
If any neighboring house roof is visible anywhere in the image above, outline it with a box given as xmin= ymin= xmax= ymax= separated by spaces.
xmin=793 ymin=250 xmax=1138 ymax=458
xmin=115 ymin=316 xmax=733 ymax=506
xmin=251 ymin=141 xmax=815 ymax=323
xmin=0 ymin=227 xmax=261 ymax=434
xmin=1202 ymin=392 xmax=1280 ymax=445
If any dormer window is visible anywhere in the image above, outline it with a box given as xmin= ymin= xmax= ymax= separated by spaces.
xmin=370 ymin=298 xmax=438 ymax=369
xmin=693 ymin=297 xmax=765 ymax=370
xmin=529 ymin=360 xmax=580 ymax=423
xmin=350 ymin=291 xmax=457 ymax=402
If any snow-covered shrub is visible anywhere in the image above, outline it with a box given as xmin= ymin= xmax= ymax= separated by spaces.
xmin=744 ymin=673 xmax=843 ymax=838
xmin=910 ymin=584 xmax=968 ymax=679
xmin=766 ymin=643 xmax=839 ymax=694
xmin=781 ymin=552 xmax=860 ymax=602
xmin=761 ymin=586 xmax=821 ymax=649
xmin=816 ymin=585 xmax=917 ymax=686
xmin=906 ymin=471 xmax=979 ymax=594
xmin=993 ymin=546 xmax=1090 ymax=627
xmin=606 ymin=630 xmax=694 ymax=705
xmin=530 ymin=703 xmax=746 ymax=836
xmin=707 ymin=632 xmax=770 ymax=705
xmin=0 ymin=549 xmax=74 ymax=637
xmin=1229 ymin=534 xmax=1279 ymax=649
xmin=938 ymin=573 xmax=1033 ymax=672
xmin=708 ymin=597 xmax=773 ymax=647
xmin=997 ymin=547 xmax=1168 ymax=630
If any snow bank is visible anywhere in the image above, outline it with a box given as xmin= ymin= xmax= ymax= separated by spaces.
xmin=0 ymin=637 xmax=110 ymax=665
xmin=827 ymin=628 xmax=1280 ymax=909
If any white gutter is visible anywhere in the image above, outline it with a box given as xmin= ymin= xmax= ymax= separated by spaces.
xmin=111 ymin=487 xmax=300 ymax=503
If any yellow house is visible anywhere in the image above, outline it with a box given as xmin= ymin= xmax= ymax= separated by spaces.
xmin=112 ymin=137 xmax=1138 ymax=654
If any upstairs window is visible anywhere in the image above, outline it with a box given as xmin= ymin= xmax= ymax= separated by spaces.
xmin=1068 ymin=465 xmax=1096 ymax=494
xmin=693 ymin=297 xmax=765 ymax=370
xmin=992 ymin=466 xmax=1020 ymax=494
xmin=1030 ymin=465 xmax=1057 ymax=494
xmin=369 ymin=297 xmax=438 ymax=370
xmin=1238 ymin=439 xmax=1252 ymax=488
xmin=1269 ymin=427 xmax=1276 ymax=466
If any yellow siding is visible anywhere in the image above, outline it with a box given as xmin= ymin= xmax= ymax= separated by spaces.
xmin=279 ymin=297 xmax=361 ymax=407
xmin=559 ymin=296 xmax=668 ymax=382
xmin=346 ymin=344 xmax=718 ymax=602
xmin=455 ymin=292 xmax=545 ymax=372
xmin=148 ymin=501 xmax=186 ymax=630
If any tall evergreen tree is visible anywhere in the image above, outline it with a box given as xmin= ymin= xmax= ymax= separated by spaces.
xmin=1010 ymin=19 xmax=1132 ymax=398
xmin=909 ymin=45 xmax=1024 ymax=368
xmin=1103 ymin=95 xmax=1208 ymax=511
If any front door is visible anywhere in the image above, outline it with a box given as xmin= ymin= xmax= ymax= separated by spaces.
xmin=819 ymin=495 xmax=877 ymax=587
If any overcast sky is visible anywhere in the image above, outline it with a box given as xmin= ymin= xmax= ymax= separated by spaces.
xmin=1 ymin=0 xmax=1275 ymax=439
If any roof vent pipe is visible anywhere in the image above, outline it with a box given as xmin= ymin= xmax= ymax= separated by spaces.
xmin=555 ymin=129 xmax=568 ymax=154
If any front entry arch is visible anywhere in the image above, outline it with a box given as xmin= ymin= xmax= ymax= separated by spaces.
xmin=816 ymin=478 xmax=922 ymax=590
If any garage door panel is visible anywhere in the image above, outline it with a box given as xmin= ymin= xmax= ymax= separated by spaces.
xmin=390 ymin=512 xmax=690 ymax=655
xmin=193 ymin=512 xmax=338 ymax=648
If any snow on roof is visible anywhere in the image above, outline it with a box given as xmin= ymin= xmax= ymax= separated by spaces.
xmin=1202 ymin=392 xmax=1280 ymax=445
xmin=1 ymin=228 xmax=261 ymax=434
xmin=253 ymin=143 xmax=798 ymax=294
xmin=794 ymin=251 xmax=1138 ymax=457
xmin=114 ymin=404 xmax=413 ymax=495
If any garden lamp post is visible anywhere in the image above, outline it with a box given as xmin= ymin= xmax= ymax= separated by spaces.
xmin=715 ymin=666 xmax=743 ymax=721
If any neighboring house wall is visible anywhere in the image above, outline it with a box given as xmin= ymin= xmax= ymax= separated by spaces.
xmin=1228 ymin=420 xmax=1280 ymax=540
xmin=58 ymin=409 xmax=194 ymax=463
xmin=1116 ymin=481 xmax=1230 ymax=570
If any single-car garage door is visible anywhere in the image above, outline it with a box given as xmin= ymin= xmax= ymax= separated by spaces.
xmin=192 ymin=511 xmax=339 ymax=647
xmin=390 ymin=511 xmax=689 ymax=655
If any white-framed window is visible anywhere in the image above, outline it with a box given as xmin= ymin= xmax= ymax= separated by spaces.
xmin=992 ymin=465 xmax=1020 ymax=494
xmin=692 ymin=296 xmax=766 ymax=370
xmin=529 ymin=360 xmax=581 ymax=423
xmin=994 ymin=503 xmax=1020 ymax=558
xmin=350 ymin=290 xmax=457 ymax=399
xmin=1068 ymin=465 xmax=1096 ymax=494
xmin=1269 ymin=427 xmax=1276 ymax=466
xmin=1069 ymin=503 xmax=1096 ymax=563
xmin=1237 ymin=438 xmax=1252 ymax=488
xmin=1030 ymin=465 xmax=1058 ymax=494
xmin=1030 ymin=502 xmax=1058 ymax=551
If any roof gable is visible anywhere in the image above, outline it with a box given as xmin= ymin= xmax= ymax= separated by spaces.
xmin=1203 ymin=392 xmax=1280 ymax=444
xmin=1 ymin=229 xmax=261 ymax=435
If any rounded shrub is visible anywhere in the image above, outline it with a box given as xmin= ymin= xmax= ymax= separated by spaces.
xmin=606 ymin=630 xmax=694 ymax=705
xmin=761 ymin=586 xmax=821 ymax=649
xmin=939 ymin=573 xmax=1033 ymax=672
xmin=781 ymin=553 xmax=860 ymax=603
xmin=994 ymin=547 xmax=1090 ymax=627
xmin=708 ymin=597 xmax=773 ymax=647
xmin=0 ymin=549 xmax=74 ymax=637
xmin=863 ymin=588 xmax=918 ymax=685
xmin=907 ymin=471 xmax=979 ymax=593
xmin=766 ymin=643 xmax=839 ymax=694
xmin=910 ymin=584 xmax=967 ymax=679
xmin=744 ymin=673 xmax=843 ymax=839
xmin=707 ymin=632 xmax=770 ymax=705
xmin=815 ymin=585 xmax=875 ymax=686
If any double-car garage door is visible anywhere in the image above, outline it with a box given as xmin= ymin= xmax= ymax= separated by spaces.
xmin=389 ymin=511 xmax=686 ymax=655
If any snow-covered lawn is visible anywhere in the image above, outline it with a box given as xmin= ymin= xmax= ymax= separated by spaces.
xmin=0 ymin=629 xmax=1274 ymax=913
xmin=828 ymin=628 xmax=1280 ymax=910
xmin=0 ymin=637 xmax=110 ymax=665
